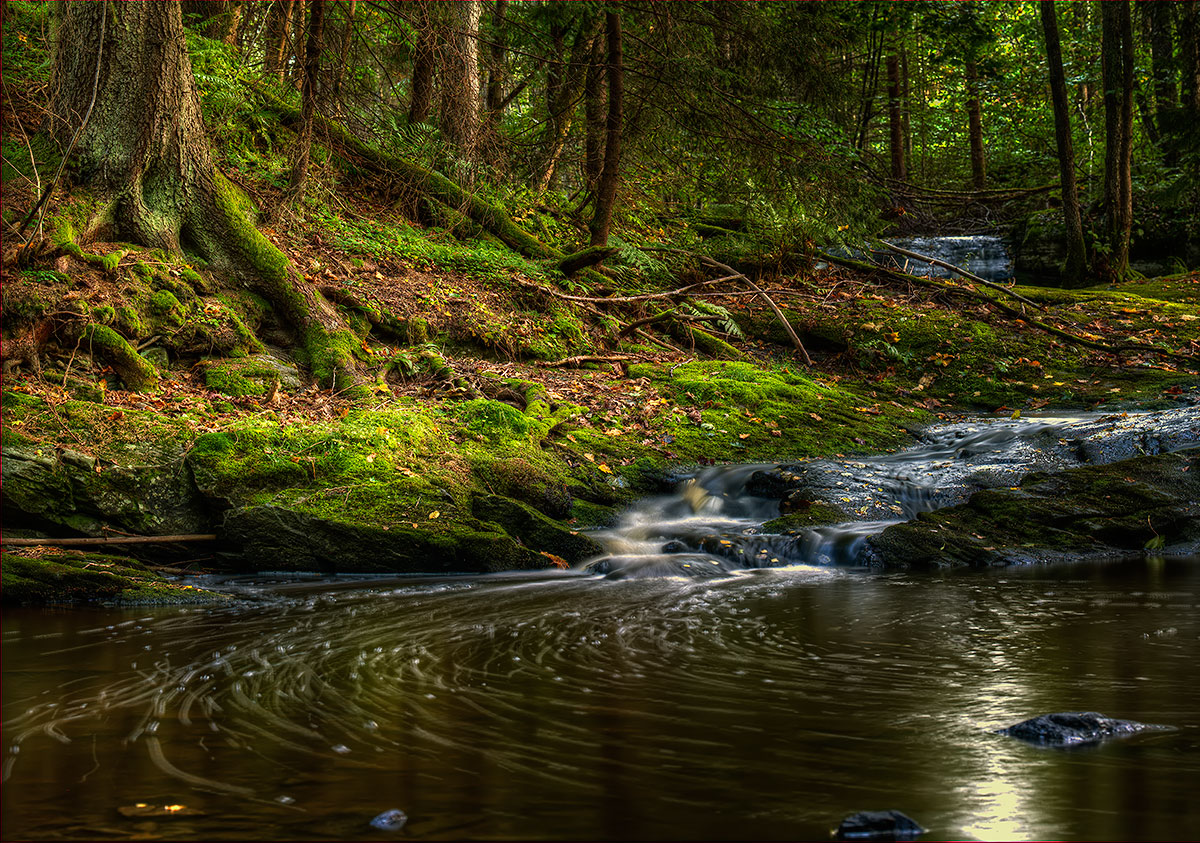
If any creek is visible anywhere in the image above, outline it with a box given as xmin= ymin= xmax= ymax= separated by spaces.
xmin=3 ymin=416 xmax=1199 ymax=841
xmin=883 ymin=234 xmax=1014 ymax=283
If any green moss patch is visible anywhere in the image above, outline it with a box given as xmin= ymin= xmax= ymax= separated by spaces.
xmin=1 ymin=550 xmax=228 ymax=605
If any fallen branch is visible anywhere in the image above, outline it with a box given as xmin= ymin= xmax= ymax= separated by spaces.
xmin=819 ymin=250 xmax=1195 ymax=363
xmin=536 ymin=354 xmax=645 ymax=368
xmin=874 ymin=240 xmax=1043 ymax=309
xmin=699 ymin=256 xmax=812 ymax=365
xmin=5 ymin=534 xmax=218 ymax=548
xmin=512 ymin=275 xmax=739 ymax=304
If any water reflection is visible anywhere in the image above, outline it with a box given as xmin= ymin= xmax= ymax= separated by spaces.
xmin=3 ymin=558 xmax=1199 ymax=841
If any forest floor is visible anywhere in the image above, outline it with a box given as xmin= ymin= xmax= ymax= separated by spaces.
xmin=3 ymin=41 xmax=1199 ymax=603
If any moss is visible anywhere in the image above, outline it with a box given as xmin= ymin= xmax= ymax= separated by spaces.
xmin=91 ymin=304 xmax=116 ymax=325
xmin=472 ymin=455 xmax=573 ymax=518
xmin=761 ymin=502 xmax=850 ymax=534
xmin=1 ymin=551 xmax=228 ymax=605
xmin=81 ymin=324 xmax=159 ymax=391
xmin=570 ymin=499 xmax=618 ymax=527
xmin=202 ymin=357 xmax=288 ymax=397
xmin=458 ymin=398 xmax=532 ymax=441
xmin=149 ymin=289 xmax=185 ymax=325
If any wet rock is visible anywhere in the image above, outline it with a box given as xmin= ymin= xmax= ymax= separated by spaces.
xmin=369 ymin=809 xmax=408 ymax=831
xmin=862 ymin=449 xmax=1200 ymax=569
xmin=996 ymin=712 xmax=1171 ymax=747
xmin=745 ymin=467 xmax=806 ymax=499
xmin=661 ymin=540 xmax=689 ymax=553
xmin=834 ymin=809 xmax=925 ymax=840
xmin=470 ymin=494 xmax=604 ymax=563
xmin=221 ymin=505 xmax=552 ymax=574
xmin=1 ymin=443 xmax=209 ymax=538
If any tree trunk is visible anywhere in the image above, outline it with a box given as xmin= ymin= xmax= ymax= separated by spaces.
xmin=49 ymin=1 xmax=360 ymax=393
xmin=588 ymin=11 xmax=622 ymax=248
xmin=1102 ymin=0 xmax=1134 ymax=278
xmin=408 ymin=1 xmax=435 ymax=125
xmin=1040 ymin=0 xmax=1088 ymax=286
xmin=965 ymin=57 xmax=986 ymax=190
xmin=901 ymin=44 xmax=913 ymax=165
xmin=287 ymin=0 xmax=325 ymax=205
xmin=886 ymin=49 xmax=906 ymax=181
xmin=439 ymin=0 xmax=482 ymax=168
xmin=1147 ymin=1 xmax=1176 ymax=116
xmin=535 ymin=21 xmax=595 ymax=194
xmin=485 ymin=0 xmax=507 ymax=126
xmin=1180 ymin=1 xmax=1200 ymax=113
xmin=583 ymin=32 xmax=606 ymax=195
xmin=264 ymin=0 xmax=293 ymax=86
xmin=328 ymin=0 xmax=356 ymax=120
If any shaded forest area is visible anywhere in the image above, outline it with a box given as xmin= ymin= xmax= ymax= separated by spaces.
xmin=2 ymin=0 xmax=1198 ymax=592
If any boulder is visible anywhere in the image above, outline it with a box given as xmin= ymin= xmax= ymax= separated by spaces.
xmin=221 ymin=505 xmax=553 ymax=574
xmin=862 ymin=449 xmax=1200 ymax=569
xmin=996 ymin=712 xmax=1171 ymax=747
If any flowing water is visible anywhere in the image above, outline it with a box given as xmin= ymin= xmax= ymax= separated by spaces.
xmin=4 ymin=418 xmax=1199 ymax=841
xmin=883 ymin=234 xmax=1014 ymax=283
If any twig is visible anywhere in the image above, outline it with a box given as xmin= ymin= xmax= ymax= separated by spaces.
xmin=699 ymin=256 xmax=812 ymax=365
xmin=874 ymin=239 xmax=1043 ymax=309
xmin=536 ymin=354 xmax=646 ymax=368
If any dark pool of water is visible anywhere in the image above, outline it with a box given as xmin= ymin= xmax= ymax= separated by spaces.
xmin=3 ymin=556 xmax=1198 ymax=841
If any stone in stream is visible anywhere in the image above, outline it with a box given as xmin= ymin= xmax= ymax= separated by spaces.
xmin=369 ymin=809 xmax=408 ymax=831
xmin=834 ymin=809 xmax=925 ymax=840
xmin=996 ymin=712 xmax=1171 ymax=747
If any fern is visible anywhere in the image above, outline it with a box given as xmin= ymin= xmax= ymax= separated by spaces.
xmin=682 ymin=301 xmax=745 ymax=339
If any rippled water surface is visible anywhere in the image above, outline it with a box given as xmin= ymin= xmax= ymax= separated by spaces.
xmin=3 ymin=557 xmax=1199 ymax=841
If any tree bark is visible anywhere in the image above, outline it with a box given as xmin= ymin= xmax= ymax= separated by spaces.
xmin=439 ymin=0 xmax=482 ymax=168
xmin=264 ymin=0 xmax=293 ymax=86
xmin=886 ymin=49 xmax=906 ymax=181
xmin=1147 ymin=1 xmax=1177 ymax=116
xmin=582 ymin=31 xmax=606 ymax=195
xmin=1102 ymin=0 xmax=1134 ymax=277
xmin=535 ymin=20 xmax=596 ymax=194
xmin=1040 ymin=0 xmax=1088 ymax=287
xmin=485 ymin=0 xmax=507 ymax=126
xmin=287 ymin=0 xmax=325 ymax=205
xmin=1180 ymin=1 xmax=1200 ymax=114
xmin=50 ymin=1 xmax=360 ymax=393
xmin=328 ymin=0 xmax=356 ymax=120
xmin=407 ymin=1 xmax=435 ymax=125
xmin=965 ymin=57 xmax=986 ymax=189
xmin=588 ymin=11 xmax=622 ymax=248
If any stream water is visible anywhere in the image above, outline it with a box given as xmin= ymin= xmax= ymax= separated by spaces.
xmin=882 ymin=234 xmax=1014 ymax=283
xmin=4 ymin=418 xmax=1199 ymax=841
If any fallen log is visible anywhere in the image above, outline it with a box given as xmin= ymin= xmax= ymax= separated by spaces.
xmin=875 ymin=239 xmax=1043 ymax=309
xmin=4 ymin=534 xmax=218 ymax=548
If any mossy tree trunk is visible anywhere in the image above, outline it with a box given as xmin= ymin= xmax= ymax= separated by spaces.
xmin=49 ymin=1 xmax=361 ymax=393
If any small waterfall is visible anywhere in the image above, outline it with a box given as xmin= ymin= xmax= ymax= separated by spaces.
xmin=586 ymin=416 xmax=1095 ymax=579
xmin=883 ymin=234 xmax=1014 ymax=282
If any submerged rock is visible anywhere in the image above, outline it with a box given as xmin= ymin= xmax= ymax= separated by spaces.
xmin=996 ymin=712 xmax=1171 ymax=747
xmin=369 ymin=809 xmax=408 ymax=831
xmin=834 ymin=809 xmax=925 ymax=840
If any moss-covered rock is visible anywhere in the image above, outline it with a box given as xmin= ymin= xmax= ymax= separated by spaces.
xmin=470 ymin=493 xmax=603 ymax=564
xmin=1 ymin=442 xmax=209 ymax=537
xmin=1 ymin=551 xmax=228 ymax=605
xmin=862 ymin=449 xmax=1200 ymax=569
xmin=201 ymin=353 xmax=302 ymax=397
xmin=219 ymin=504 xmax=554 ymax=574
